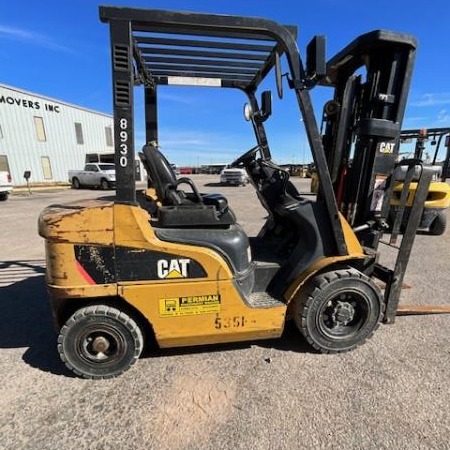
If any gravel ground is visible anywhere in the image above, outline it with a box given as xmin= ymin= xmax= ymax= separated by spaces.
xmin=0 ymin=175 xmax=449 ymax=450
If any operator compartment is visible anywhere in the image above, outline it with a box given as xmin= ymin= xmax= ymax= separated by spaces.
xmin=138 ymin=144 xmax=236 ymax=228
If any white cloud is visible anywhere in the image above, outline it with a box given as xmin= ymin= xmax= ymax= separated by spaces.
xmin=437 ymin=109 xmax=450 ymax=124
xmin=410 ymin=93 xmax=450 ymax=107
xmin=0 ymin=24 xmax=73 ymax=53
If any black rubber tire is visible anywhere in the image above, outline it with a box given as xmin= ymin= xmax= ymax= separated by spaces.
xmin=429 ymin=210 xmax=447 ymax=236
xmin=58 ymin=305 xmax=144 ymax=379
xmin=0 ymin=192 xmax=8 ymax=201
xmin=71 ymin=177 xmax=80 ymax=189
xmin=100 ymin=178 xmax=109 ymax=190
xmin=292 ymin=268 xmax=384 ymax=353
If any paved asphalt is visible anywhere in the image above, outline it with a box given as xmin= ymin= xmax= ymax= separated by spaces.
xmin=0 ymin=175 xmax=449 ymax=450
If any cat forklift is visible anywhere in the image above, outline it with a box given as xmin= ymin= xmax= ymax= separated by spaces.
xmin=38 ymin=6 xmax=447 ymax=379
xmin=390 ymin=127 xmax=450 ymax=235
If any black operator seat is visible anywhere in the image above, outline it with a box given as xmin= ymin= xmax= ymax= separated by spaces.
xmin=139 ymin=144 xmax=236 ymax=227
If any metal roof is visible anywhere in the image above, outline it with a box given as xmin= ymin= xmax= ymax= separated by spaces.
xmin=100 ymin=7 xmax=298 ymax=91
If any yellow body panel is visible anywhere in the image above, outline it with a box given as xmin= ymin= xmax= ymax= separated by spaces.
xmin=121 ymin=280 xmax=285 ymax=347
xmin=113 ymin=204 xmax=232 ymax=281
xmin=40 ymin=200 xmax=115 ymax=288
xmin=40 ymin=202 xmax=285 ymax=345
xmin=45 ymin=241 xmax=116 ymax=290
xmin=38 ymin=199 xmax=114 ymax=245
xmin=338 ymin=213 xmax=365 ymax=255
xmin=40 ymin=201 xmax=366 ymax=348
xmin=114 ymin=203 xmax=285 ymax=345
xmin=391 ymin=181 xmax=450 ymax=208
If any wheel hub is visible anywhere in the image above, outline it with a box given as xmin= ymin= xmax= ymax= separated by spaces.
xmin=81 ymin=330 xmax=119 ymax=362
xmin=331 ymin=301 xmax=355 ymax=326
xmin=91 ymin=335 xmax=110 ymax=353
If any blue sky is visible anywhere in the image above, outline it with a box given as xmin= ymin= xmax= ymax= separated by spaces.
xmin=1 ymin=0 xmax=450 ymax=165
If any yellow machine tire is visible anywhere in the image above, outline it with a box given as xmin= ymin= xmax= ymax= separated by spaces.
xmin=58 ymin=305 xmax=144 ymax=379
xmin=292 ymin=268 xmax=383 ymax=353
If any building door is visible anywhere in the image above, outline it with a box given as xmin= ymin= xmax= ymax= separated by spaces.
xmin=41 ymin=156 xmax=53 ymax=180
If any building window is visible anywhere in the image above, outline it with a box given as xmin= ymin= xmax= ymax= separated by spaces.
xmin=105 ymin=126 xmax=113 ymax=147
xmin=34 ymin=116 xmax=47 ymax=142
xmin=41 ymin=156 xmax=53 ymax=180
xmin=0 ymin=155 xmax=10 ymax=172
xmin=75 ymin=122 xmax=84 ymax=145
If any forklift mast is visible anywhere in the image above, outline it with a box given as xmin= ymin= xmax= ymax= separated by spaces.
xmin=320 ymin=32 xmax=417 ymax=249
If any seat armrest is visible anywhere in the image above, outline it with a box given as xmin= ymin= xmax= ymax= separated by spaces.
xmin=175 ymin=177 xmax=203 ymax=203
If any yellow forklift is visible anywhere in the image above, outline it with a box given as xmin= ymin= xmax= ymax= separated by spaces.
xmin=390 ymin=128 xmax=450 ymax=235
xmin=39 ymin=6 xmax=447 ymax=379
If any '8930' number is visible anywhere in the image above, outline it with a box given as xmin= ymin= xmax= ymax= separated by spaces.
xmin=119 ymin=118 xmax=128 ymax=167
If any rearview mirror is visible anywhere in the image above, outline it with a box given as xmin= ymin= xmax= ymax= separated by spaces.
xmin=244 ymin=92 xmax=272 ymax=123
xmin=243 ymin=103 xmax=253 ymax=121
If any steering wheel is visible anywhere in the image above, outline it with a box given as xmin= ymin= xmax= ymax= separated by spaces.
xmin=230 ymin=145 xmax=261 ymax=168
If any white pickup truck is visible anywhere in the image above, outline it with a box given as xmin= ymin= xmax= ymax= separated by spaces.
xmin=68 ymin=163 xmax=116 ymax=190
xmin=0 ymin=171 xmax=13 ymax=201
xmin=220 ymin=167 xmax=249 ymax=186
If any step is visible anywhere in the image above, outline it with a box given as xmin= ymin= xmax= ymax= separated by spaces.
xmin=246 ymin=291 xmax=285 ymax=309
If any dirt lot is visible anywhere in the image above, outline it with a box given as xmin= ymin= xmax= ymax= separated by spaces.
xmin=1 ymin=175 xmax=449 ymax=450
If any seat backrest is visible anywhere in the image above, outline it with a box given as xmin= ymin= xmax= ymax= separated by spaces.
xmin=141 ymin=145 xmax=182 ymax=205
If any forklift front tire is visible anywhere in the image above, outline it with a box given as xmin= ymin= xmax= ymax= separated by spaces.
xmin=293 ymin=268 xmax=383 ymax=353
xmin=58 ymin=305 xmax=144 ymax=379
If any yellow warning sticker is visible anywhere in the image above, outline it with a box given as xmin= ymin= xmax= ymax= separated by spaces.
xmin=159 ymin=294 xmax=221 ymax=317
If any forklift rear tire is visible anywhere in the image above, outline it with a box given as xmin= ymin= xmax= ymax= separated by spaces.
xmin=429 ymin=210 xmax=447 ymax=236
xmin=58 ymin=305 xmax=144 ymax=379
xmin=293 ymin=268 xmax=383 ymax=353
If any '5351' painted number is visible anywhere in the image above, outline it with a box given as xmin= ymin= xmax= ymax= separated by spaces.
xmin=215 ymin=315 xmax=246 ymax=330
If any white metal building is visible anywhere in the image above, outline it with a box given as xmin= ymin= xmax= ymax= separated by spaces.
xmin=0 ymin=84 xmax=114 ymax=185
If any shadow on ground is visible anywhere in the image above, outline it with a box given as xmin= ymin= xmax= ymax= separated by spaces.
xmin=0 ymin=261 xmax=73 ymax=377
xmin=203 ymin=182 xmax=233 ymax=188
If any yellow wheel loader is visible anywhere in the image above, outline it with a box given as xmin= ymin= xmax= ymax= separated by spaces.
xmin=38 ymin=6 xmax=448 ymax=379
